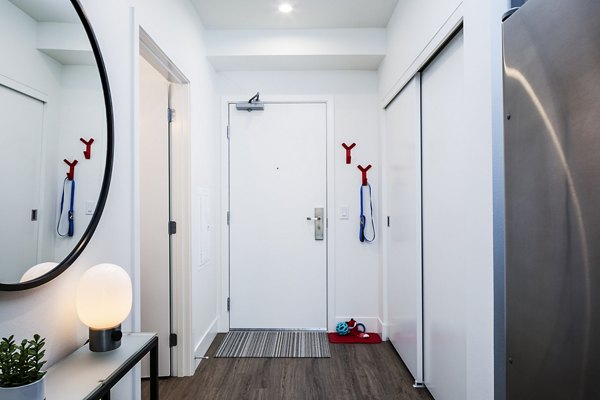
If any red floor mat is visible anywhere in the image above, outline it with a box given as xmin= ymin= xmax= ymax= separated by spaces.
xmin=328 ymin=332 xmax=382 ymax=344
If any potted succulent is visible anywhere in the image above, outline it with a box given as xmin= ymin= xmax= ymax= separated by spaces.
xmin=0 ymin=334 xmax=47 ymax=400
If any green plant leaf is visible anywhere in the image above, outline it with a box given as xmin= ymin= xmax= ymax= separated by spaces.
xmin=0 ymin=334 xmax=47 ymax=388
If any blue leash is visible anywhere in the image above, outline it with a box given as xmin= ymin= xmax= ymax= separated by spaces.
xmin=57 ymin=178 xmax=75 ymax=237
xmin=359 ymin=183 xmax=375 ymax=243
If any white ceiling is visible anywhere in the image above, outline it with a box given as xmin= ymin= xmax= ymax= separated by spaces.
xmin=192 ymin=0 xmax=399 ymax=30
xmin=8 ymin=0 xmax=79 ymax=23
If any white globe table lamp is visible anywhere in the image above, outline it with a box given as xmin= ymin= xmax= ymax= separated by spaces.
xmin=76 ymin=263 xmax=132 ymax=352
xmin=20 ymin=262 xmax=59 ymax=282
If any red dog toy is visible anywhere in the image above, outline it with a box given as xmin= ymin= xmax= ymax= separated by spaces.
xmin=346 ymin=318 xmax=370 ymax=339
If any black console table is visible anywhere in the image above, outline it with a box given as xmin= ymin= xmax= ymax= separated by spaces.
xmin=45 ymin=332 xmax=158 ymax=400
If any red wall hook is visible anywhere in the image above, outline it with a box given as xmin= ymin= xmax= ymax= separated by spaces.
xmin=80 ymin=138 xmax=94 ymax=160
xmin=64 ymin=159 xmax=78 ymax=181
xmin=341 ymin=143 xmax=356 ymax=164
xmin=357 ymin=164 xmax=372 ymax=186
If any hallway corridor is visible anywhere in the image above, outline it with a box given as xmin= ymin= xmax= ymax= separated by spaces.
xmin=142 ymin=334 xmax=433 ymax=400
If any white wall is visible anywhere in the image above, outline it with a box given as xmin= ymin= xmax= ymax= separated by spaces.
xmin=217 ymin=70 xmax=381 ymax=332
xmin=207 ymin=29 xmax=386 ymax=57
xmin=52 ymin=65 xmax=107 ymax=261
xmin=380 ymin=0 xmax=510 ymax=398
xmin=0 ymin=1 xmax=62 ymax=94
xmin=0 ymin=0 xmax=219 ymax=399
xmin=206 ymin=29 xmax=385 ymax=71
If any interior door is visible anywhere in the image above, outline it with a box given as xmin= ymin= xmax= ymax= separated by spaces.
xmin=385 ymin=75 xmax=424 ymax=384
xmin=0 ymin=84 xmax=43 ymax=282
xmin=421 ymin=31 xmax=466 ymax=400
xmin=229 ymin=102 xmax=327 ymax=330
xmin=139 ymin=56 xmax=171 ymax=377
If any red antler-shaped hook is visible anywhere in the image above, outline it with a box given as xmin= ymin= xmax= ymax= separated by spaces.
xmin=357 ymin=164 xmax=372 ymax=186
xmin=64 ymin=159 xmax=78 ymax=181
xmin=80 ymin=138 xmax=94 ymax=159
xmin=341 ymin=143 xmax=356 ymax=164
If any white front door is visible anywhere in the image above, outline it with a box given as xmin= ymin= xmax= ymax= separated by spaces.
xmin=229 ymin=102 xmax=327 ymax=330
xmin=0 ymin=84 xmax=43 ymax=282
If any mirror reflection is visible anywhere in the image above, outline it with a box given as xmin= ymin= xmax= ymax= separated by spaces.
xmin=0 ymin=0 xmax=106 ymax=284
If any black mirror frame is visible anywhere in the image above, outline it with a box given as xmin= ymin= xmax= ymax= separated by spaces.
xmin=0 ymin=0 xmax=114 ymax=291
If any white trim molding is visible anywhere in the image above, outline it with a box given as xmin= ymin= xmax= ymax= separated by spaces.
xmin=0 ymin=73 xmax=48 ymax=103
xmin=194 ymin=317 xmax=219 ymax=369
xmin=378 ymin=317 xmax=389 ymax=340
xmin=135 ymin=24 xmax=193 ymax=377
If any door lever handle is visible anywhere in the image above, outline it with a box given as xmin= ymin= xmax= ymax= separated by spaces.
xmin=311 ymin=208 xmax=324 ymax=240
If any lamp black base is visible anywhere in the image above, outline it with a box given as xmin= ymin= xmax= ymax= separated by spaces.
xmin=89 ymin=325 xmax=123 ymax=352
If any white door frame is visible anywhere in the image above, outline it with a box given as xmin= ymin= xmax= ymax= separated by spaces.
xmin=219 ymin=95 xmax=336 ymax=332
xmin=133 ymin=26 xmax=193 ymax=377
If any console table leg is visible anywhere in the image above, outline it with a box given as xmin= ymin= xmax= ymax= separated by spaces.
xmin=150 ymin=342 xmax=159 ymax=400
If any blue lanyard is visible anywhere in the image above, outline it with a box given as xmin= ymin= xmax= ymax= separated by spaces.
xmin=359 ymin=183 xmax=375 ymax=243
xmin=57 ymin=178 xmax=75 ymax=237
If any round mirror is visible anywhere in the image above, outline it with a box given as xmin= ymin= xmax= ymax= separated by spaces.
xmin=0 ymin=0 xmax=113 ymax=290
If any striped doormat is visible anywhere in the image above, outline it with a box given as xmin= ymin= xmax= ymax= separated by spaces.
xmin=215 ymin=330 xmax=331 ymax=358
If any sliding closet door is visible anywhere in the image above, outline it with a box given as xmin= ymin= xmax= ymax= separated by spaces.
xmin=385 ymin=75 xmax=423 ymax=384
xmin=421 ymin=31 xmax=466 ymax=400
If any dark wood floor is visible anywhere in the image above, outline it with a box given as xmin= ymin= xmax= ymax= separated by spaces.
xmin=142 ymin=333 xmax=433 ymax=400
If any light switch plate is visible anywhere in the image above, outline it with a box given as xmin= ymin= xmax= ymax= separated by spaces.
xmin=340 ymin=206 xmax=349 ymax=220
xmin=85 ymin=200 xmax=96 ymax=215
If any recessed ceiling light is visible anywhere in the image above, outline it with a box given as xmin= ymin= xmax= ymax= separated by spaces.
xmin=278 ymin=3 xmax=294 ymax=13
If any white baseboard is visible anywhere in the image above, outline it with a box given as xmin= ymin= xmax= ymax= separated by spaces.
xmin=193 ymin=317 xmax=219 ymax=370
xmin=378 ymin=317 xmax=389 ymax=341
xmin=334 ymin=316 xmax=379 ymax=334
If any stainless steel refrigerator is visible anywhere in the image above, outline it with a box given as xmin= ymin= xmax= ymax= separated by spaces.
xmin=503 ymin=0 xmax=600 ymax=398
